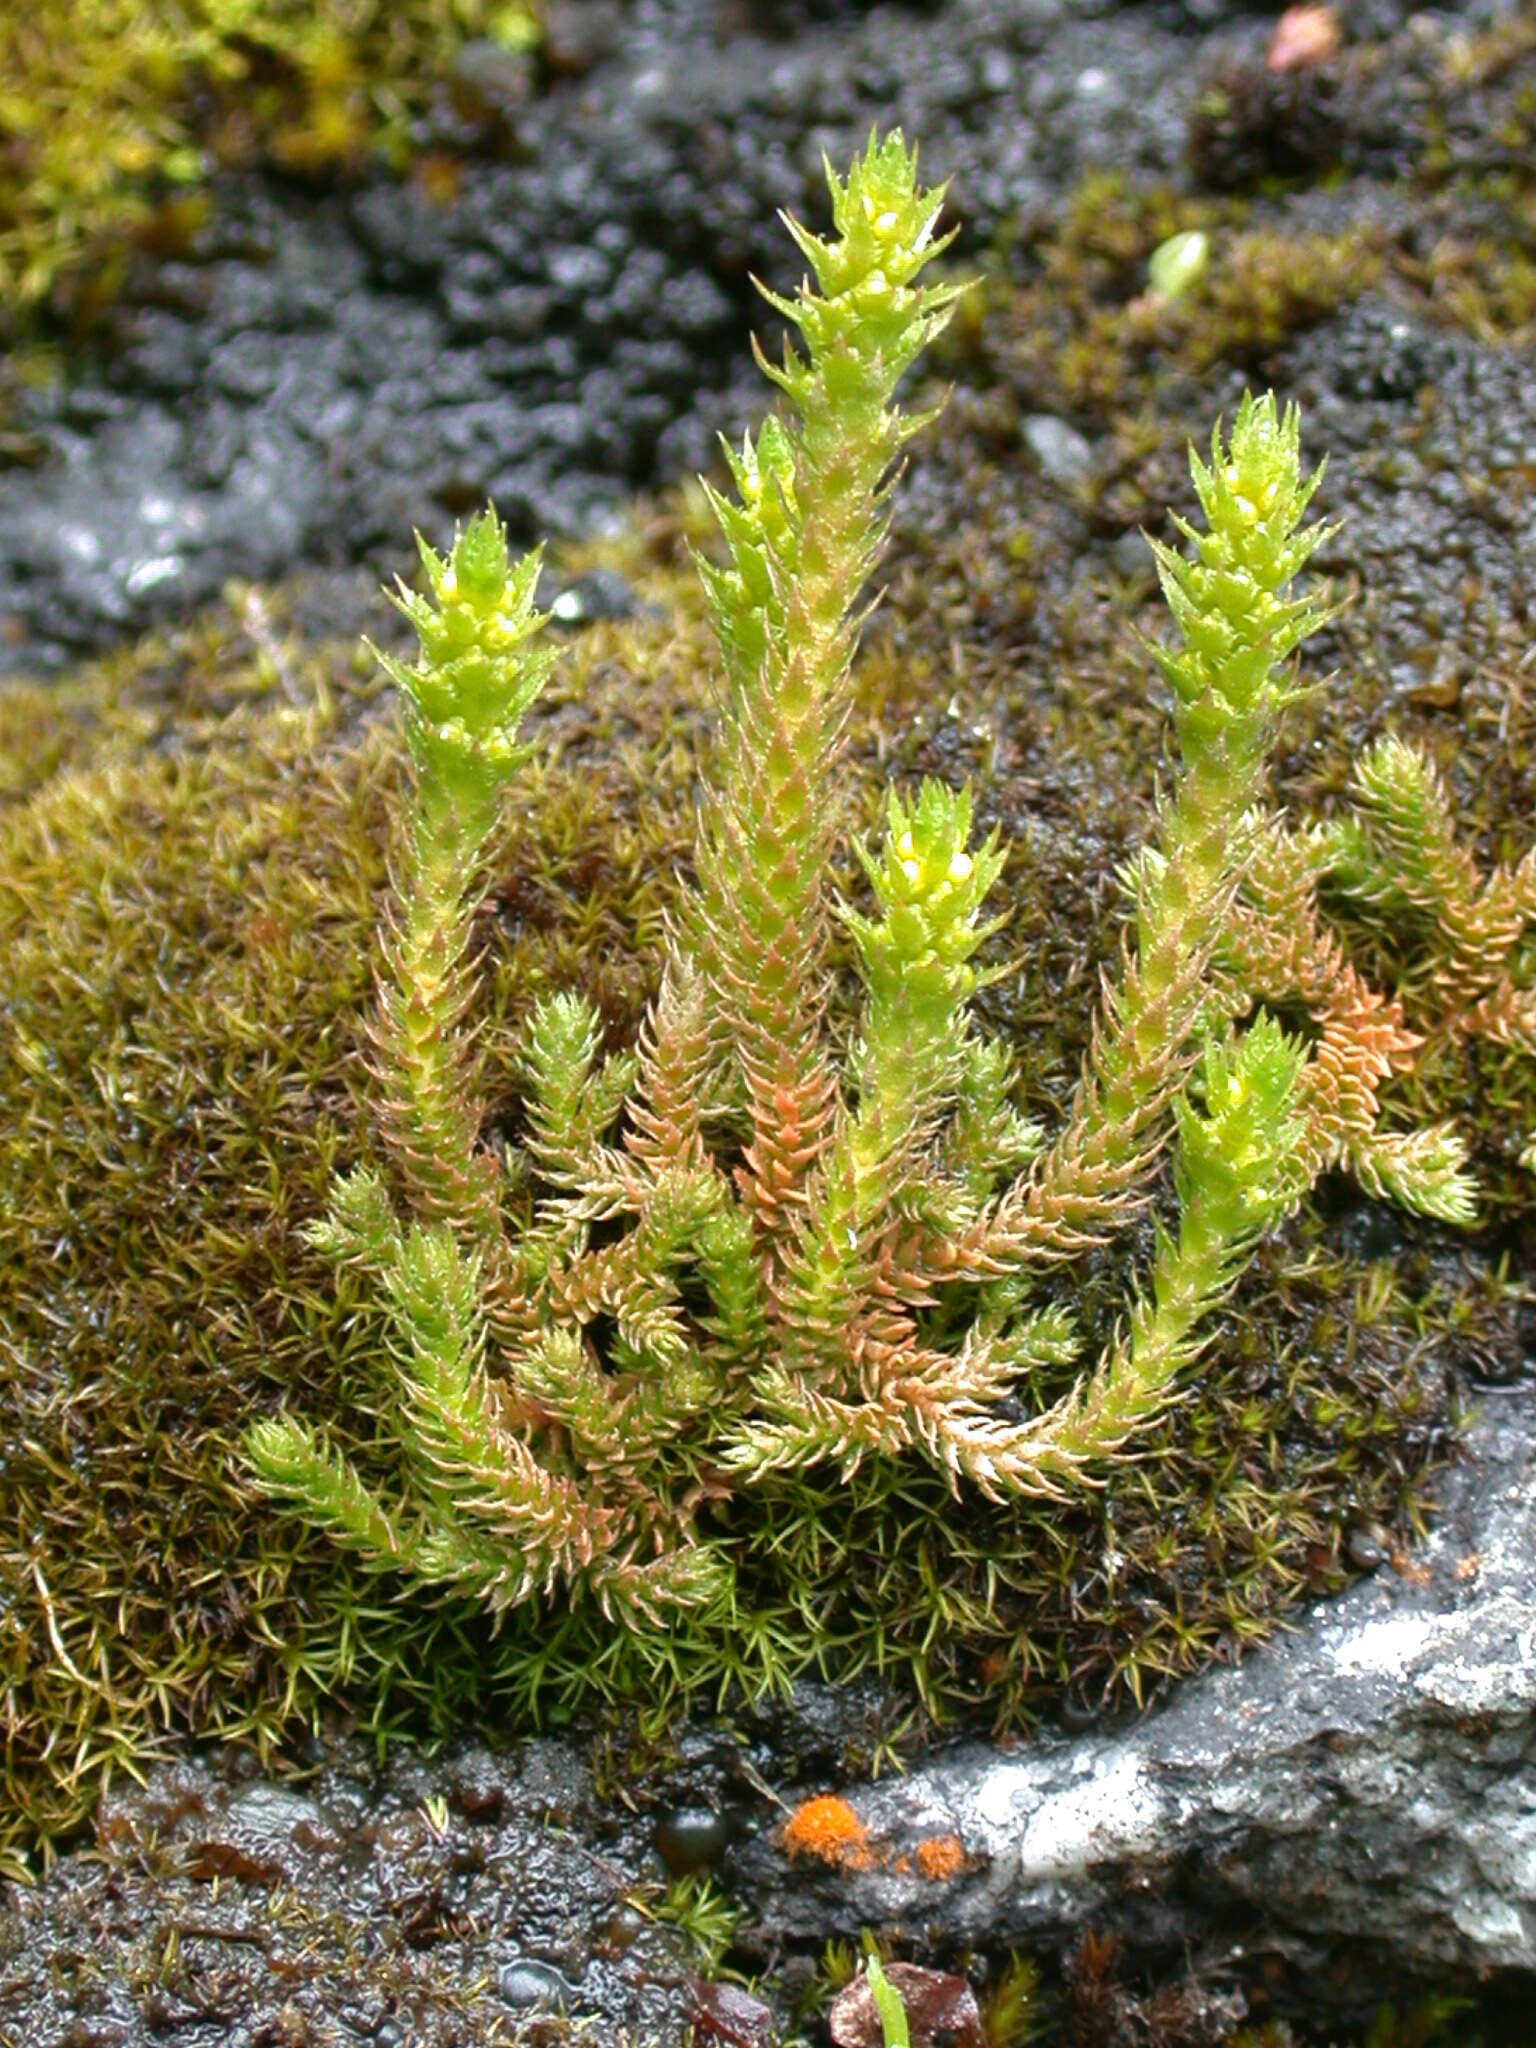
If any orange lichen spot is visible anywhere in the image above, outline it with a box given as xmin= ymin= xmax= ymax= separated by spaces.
xmin=914 ymin=1834 xmax=965 ymax=1881
xmin=781 ymin=1795 xmax=871 ymax=1869
xmin=1391 ymin=1550 xmax=1433 ymax=1588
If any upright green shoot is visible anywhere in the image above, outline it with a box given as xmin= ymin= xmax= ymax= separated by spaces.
xmin=247 ymin=133 xmax=1473 ymax=1702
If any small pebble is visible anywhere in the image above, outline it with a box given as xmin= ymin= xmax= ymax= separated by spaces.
xmin=692 ymin=1978 xmax=775 ymax=2047
xmin=497 ymin=1959 xmax=576 ymax=2011
xmin=1267 ymin=4 xmax=1341 ymax=73
xmin=1346 ymin=1523 xmax=1389 ymax=1571
xmin=1021 ymin=413 xmax=1094 ymax=487
xmin=536 ymin=567 xmax=643 ymax=627
xmin=1110 ymin=529 xmax=1152 ymax=578
xmin=451 ymin=38 xmax=536 ymax=111
xmin=450 ymin=1755 xmax=506 ymax=1824
xmin=654 ymin=1804 xmax=732 ymax=1874
xmin=1058 ymin=1694 xmax=1101 ymax=1734
xmin=543 ymin=0 xmax=622 ymax=74
xmin=598 ymin=1903 xmax=646 ymax=1954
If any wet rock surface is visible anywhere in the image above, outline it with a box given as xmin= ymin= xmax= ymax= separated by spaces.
xmin=728 ymin=1377 xmax=1536 ymax=2029
xmin=0 ymin=1734 xmax=704 ymax=2046
xmin=1273 ymin=302 xmax=1536 ymax=698
xmin=3 ymin=0 xmax=1525 ymax=671
xmin=0 ymin=1669 xmax=921 ymax=2045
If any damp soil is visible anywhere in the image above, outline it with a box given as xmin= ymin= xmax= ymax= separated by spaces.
xmin=0 ymin=1725 xmax=717 ymax=2048
xmin=3 ymin=1676 xmax=1532 ymax=2048
xmin=0 ymin=1683 xmax=919 ymax=2048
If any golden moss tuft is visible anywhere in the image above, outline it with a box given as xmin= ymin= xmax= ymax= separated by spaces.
xmin=959 ymin=180 xmax=1377 ymax=426
xmin=0 ymin=0 xmax=542 ymax=314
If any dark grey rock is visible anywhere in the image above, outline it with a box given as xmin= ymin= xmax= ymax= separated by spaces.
xmin=0 ymin=0 xmax=1214 ymax=671
xmin=729 ymin=1381 xmax=1536 ymax=2024
xmin=10 ymin=0 xmax=1516 ymax=673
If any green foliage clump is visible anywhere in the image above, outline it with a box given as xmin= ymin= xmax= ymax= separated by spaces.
xmin=0 ymin=589 xmax=711 ymax=1872
xmin=248 ymin=139 xmax=1471 ymax=1677
xmin=1313 ymin=734 xmax=1536 ymax=1174
xmin=3 ymin=132 xmax=1525 ymax=1879
xmin=0 ymin=0 xmax=539 ymax=313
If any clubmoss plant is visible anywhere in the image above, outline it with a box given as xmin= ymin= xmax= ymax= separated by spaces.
xmin=1282 ymin=734 xmax=1536 ymax=1173
xmin=248 ymin=135 xmax=1470 ymax=1678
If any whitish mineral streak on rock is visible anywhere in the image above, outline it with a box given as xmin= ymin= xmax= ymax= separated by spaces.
xmin=735 ymin=1378 xmax=1536 ymax=2021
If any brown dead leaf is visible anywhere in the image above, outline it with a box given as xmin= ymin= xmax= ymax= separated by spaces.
xmin=691 ymin=1978 xmax=775 ymax=2047
xmin=829 ymin=1963 xmax=984 ymax=2048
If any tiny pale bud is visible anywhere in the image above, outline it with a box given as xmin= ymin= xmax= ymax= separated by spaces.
xmin=1146 ymin=230 xmax=1208 ymax=305
xmin=1267 ymin=4 xmax=1340 ymax=73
